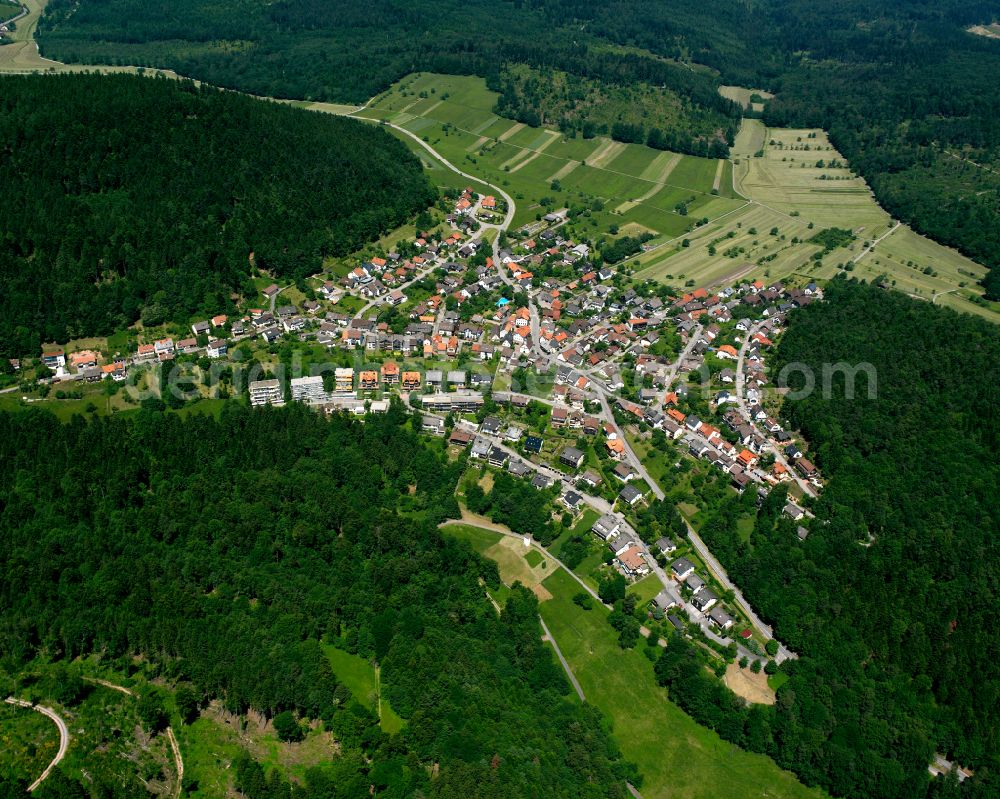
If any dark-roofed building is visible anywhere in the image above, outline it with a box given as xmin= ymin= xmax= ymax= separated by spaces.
xmin=618 ymin=485 xmax=643 ymax=506
xmin=523 ymin=435 xmax=543 ymax=454
xmin=691 ymin=588 xmax=719 ymax=613
xmin=655 ymin=537 xmax=677 ymax=555
xmin=560 ymin=446 xmax=586 ymax=469
xmin=671 ymin=557 xmax=695 ymax=580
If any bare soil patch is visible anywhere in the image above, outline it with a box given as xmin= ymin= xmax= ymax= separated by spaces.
xmin=724 ymin=663 xmax=776 ymax=705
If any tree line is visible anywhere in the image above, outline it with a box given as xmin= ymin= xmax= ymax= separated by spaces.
xmin=36 ymin=0 xmax=1000 ymax=297
xmin=679 ymin=280 xmax=999 ymax=799
xmin=0 ymin=74 xmax=434 ymax=357
xmin=0 ymin=402 xmax=633 ymax=797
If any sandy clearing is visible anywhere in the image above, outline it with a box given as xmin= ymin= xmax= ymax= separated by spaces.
xmin=498 ymin=122 xmax=526 ymax=141
xmin=711 ymin=159 xmax=725 ymax=193
xmin=484 ymin=536 xmax=555 ymax=600
xmin=467 ymin=135 xmax=490 ymax=152
xmin=719 ymin=85 xmax=775 ymax=109
xmin=548 ymin=159 xmax=581 ymax=182
xmin=968 ymin=23 xmax=1000 ymax=39
xmin=509 ymin=130 xmax=561 ymax=173
xmin=585 ymin=139 xmax=627 ymax=169
xmin=723 ymin=663 xmax=776 ymax=705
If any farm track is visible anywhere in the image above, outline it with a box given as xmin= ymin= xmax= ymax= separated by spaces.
xmin=4 ymin=697 xmax=70 ymax=791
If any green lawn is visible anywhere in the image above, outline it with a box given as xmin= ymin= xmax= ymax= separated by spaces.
xmin=539 ymin=569 xmax=824 ymax=799
xmin=525 ymin=549 xmax=544 ymax=567
xmin=440 ymin=522 xmax=499 ymax=555
xmin=442 ymin=521 xmax=822 ymax=798
xmin=0 ymin=0 xmax=21 ymax=23
xmin=571 ymin=538 xmax=609 ymax=590
xmin=324 ymin=646 xmax=405 ymax=733
xmin=626 ymin=573 xmax=663 ymax=606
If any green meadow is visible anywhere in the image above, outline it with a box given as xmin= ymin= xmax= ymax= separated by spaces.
xmin=351 ymin=73 xmax=743 ymax=247
xmin=444 ymin=523 xmax=824 ymax=799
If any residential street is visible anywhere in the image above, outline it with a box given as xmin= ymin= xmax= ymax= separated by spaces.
xmin=736 ymin=320 xmax=816 ymax=499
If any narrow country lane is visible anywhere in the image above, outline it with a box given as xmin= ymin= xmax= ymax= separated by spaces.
xmin=5 ymin=697 xmax=70 ymax=791
xmin=540 ymin=616 xmax=586 ymax=702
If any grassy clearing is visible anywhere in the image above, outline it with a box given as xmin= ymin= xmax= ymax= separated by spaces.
xmin=853 ymin=224 xmax=997 ymax=318
xmin=177 ymin=713 xmax=245 ymax=797
xmin=626 ymin=573 xmax=663 ymax=605
xmin=718 ymin=86 xmax=774 ymax=109
xmin=348 ymin=73 xmax=738 ymax=244
xmin=324 ymin=647 xmax=405 ymax=733
xmin=180 ymin=701 xmax=339 ymax=794
xmin=0 ymin=702 xmax=59 ymax=785
xmin=442 ymin=522 xmax=822 ymax=798
xmin=539 ymin=569 xmax=824 ymax=799
xmin=446 ymin=523 xmax=555 ymax=600
xmin=0 ymin=0 xmax=188 ymax=76
xmin=635 ymin=118 xmax=998 ymax=319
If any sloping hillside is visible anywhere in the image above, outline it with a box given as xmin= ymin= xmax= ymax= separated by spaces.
xmin=0 ymin=74 xmax=434 ymax=355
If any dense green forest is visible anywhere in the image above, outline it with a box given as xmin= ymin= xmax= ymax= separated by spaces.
xmin=0 ymin=402 xmax=634 ymax=797
xmin=674 ymin=280 xmax=999 ymax=799
xmin=0 ymin=74 xmax=433 ymax=357
xmin=35 ymin=0 xmax=1000 ymax=296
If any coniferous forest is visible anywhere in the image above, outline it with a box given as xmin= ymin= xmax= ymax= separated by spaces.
xmin=0 ymin=403 xmax=633 ymax=798
xmin=659 ymin=280 xmax=1000 ymax=799
xmin=34 ymin=0 xmax=1000 ymax=296
xmin=0 ymin=74 xmax=435 ymax=356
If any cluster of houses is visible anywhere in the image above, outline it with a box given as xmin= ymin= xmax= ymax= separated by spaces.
xmin=452 ymin=187 xmax=503 ymax=224
xmin=591 ymin=513 xmax=652 ymax=577
xmin=606 ymin=280 xmax=824 ymax=500
xmin=39 ymin=313 xmax=234 ymax=385
xmin=663 ymin=555 xmax=738 ymax=633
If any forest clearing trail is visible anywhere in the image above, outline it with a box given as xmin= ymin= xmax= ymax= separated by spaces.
xmin=5 ymin=697 xmax=70 ymax=791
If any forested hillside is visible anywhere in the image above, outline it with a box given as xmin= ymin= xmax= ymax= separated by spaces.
xmin=667 ymin=280 xmax=999 ymax=799
xmin=35 ymin=0 xmax=1000 ymax=298
xmin=755 ymin=1 xmax=1000 ymax=300
xmin=0 ymin=403 xmax=633 ymax=797
xmin=0 ymin=74 xmax=434 ymax=356
xmin=492 ymin=65 xmax=734 ymax=157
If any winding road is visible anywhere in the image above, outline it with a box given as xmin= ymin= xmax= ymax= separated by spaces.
xmin=5 ymin=697 xmax=70 ymax=791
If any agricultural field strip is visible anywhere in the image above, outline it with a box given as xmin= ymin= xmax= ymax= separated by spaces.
xmin=372 ymin=102 xmax=727 ymax=199
xmin=616 ymin=153 xmax=682 ymax=212
xmin=508 ymin=130 xmax=562 ymax=172
xmin=621 ymin=199 xmax=753 ymax=270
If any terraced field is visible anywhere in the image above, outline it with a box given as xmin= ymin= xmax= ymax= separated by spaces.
xmin=354 ymin=73 xmax=742 ymax=244
xmin=637 ymin=118 xmax=998 ymax=320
